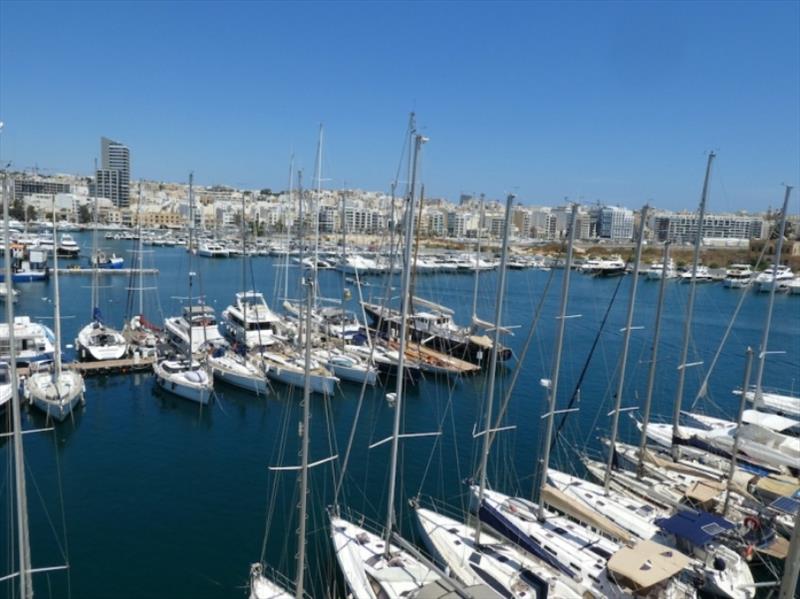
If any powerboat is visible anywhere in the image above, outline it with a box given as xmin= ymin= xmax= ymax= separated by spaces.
xmin=645 ymin=258 xmax=678 ymax=280
xmin=164 ymin=305 xmax=224 ymax=355
xmin=723 ymin=264 xmax=754 ymax=289
xmin=197 ymin=241 xmax=229 ymax=258
xmin=92 ymin=251 xmax=125 ymax=269
xmin=679 ymin=265 xmax=714 ymax=283
xmin=0 ymin=316 xmax=55 ymax=366
xmin=754 ymin=265 xmax=794 ymax=292
xmin=593 ymin=255 xmax=627 ymax=277
xmin=0 ymin=361 xmax=11 ymax=415
xmin=57 ymin=234 xmax=81 ymax=258
xmin=219 ymin=291 xmax=283 ymax=350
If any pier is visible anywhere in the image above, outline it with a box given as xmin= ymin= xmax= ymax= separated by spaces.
xmin=18 ymin=355 xmax=156 ymax=378
xmin=56 ymin=268 xmax=159 ymax=275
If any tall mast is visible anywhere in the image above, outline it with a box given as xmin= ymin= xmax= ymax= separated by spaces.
xmin=137 ymin=183 xmax=144 ymax=316
xmin=313 ymin=124 xmax=324 ymax=273
xmin=475 ymin=193 xmax=514 ymax=544
xmin=637 ymin=241 xmax=670 ymax=477
xmin=296 ymin=171 xmax=305 ymax=349
xmin=724 ymin=347 xmax=753 ymax=517
xmin=672 ymin=152 xmax=715 ymax=459
xmin=91 ymin=158 xmax=99 ymax=320
xmin=51 ymin=196 xmax=63 ymax=378
xmin=295 ymin=242 xmax=315 ymax=599
xmin=284 ymin=155 xmax=294 ymax=302
xmin=470 ymin=194 xmax=485 ymax=330
xmin=384 ymin=132 xmax=426 ymax=552
xmin=604 ymin=204 xmax=648 ymax=490
xmin=753 ymin=185 xmax=792 ymax=400
xmin=4 ymin=167 xmax=33 ymax=599
xmin=188 ymin=172 xmax=194 ymax=362
xmin=341 ymin=190 xmax=346 ymax=265
xmin=537 ymin=204 xmax=578 ymax=520
xmin=241 ymin=192 xmax=247 ymax=333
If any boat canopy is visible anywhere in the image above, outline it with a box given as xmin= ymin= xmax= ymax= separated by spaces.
xmin=742 ymin=409 xmax=799 ymax=433
xmin=655 ymin=510 xmax=735 ymax=545
xmin=607 ymin=540 xmax=691 ymax=592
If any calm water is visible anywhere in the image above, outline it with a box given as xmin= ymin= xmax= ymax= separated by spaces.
xmin=2 ymin=232 xmax=798 ymax=598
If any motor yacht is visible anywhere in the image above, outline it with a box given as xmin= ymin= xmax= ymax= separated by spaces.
xmin=197 ymin=241 xmax=230 ymax=258
xmin=0 ymin=316 xmax=55 ymax=365
xmin=754 ymin=265 xmax=794 ymax=292
xmin=164 ymin=305 xmax=224 ymax=355
xmin=723 ymin=264 xmax=754 ymax=289
xmin=57 ymin=234 xmax=81 ymax=258
xmin=679 ymin=265 xmax=714 ymax=283
xmin=219 ymin=291 xmax=283 ymax=350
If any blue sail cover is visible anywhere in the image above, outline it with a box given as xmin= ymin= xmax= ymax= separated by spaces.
xmin=656 ymin=510 xmax=735 ymax=546
xmin=478 ymin=499 xmax=576 ymax=579
xmin=93 ymin=307 xmax=103 ymax=323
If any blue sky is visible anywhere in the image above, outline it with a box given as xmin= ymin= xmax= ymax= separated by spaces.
xmin=1 ymin=1 xmax=798 ymax=211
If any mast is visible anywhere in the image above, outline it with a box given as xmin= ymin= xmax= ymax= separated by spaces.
xmin=91 ymin=158 xmax=99 ymax=320
xmin=753 ymin=185 xmax=792 ymax=400
xmin=471 ymin=194 xmax=485 ymax=329
xmin=313 ymin=124 xmax=324 ymax=272
xmin=383 ymin=132 xmax=426 ymax=552
xmin=51 ymin=195 xmax=63 ymax=378
xmin=637 ymin=241 xmax=670 ymax=477
xmin=604 ymin=204 xmax=648 ymax=491
xmin=475 ymin=193 xmax=514 ymax=544
xmin=672 ymin=151 xmax=715 ymax=459
xmin=241 ymin=192 xmax=247 ymax=334
xmin=537 ymin=204 xmax=577 ymax=520
xmin=724 ymin=347 xmax=753 ymax=517
xmin=137 ymin=183 xmax=144 ymax=316
xmin=4 ymin=167 xmax=33 ymax=599
xmin=187 ymin=173 xmax=194 ymax=362
xmin=284 ymin=155 xmax=294 ymax=302
xmin=295 ymin=242 xmax=315 ymax=599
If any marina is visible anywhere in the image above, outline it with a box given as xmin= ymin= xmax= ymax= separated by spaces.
xmin=2 ymin=204 xmax=799 ymax=598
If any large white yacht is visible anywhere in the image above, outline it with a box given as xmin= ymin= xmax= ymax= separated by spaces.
xmin=645 ymin=258 xmax=678 ymax=280
xmin=723 ymin=264 xmax=754 ymax=288
xmin=164 ymin=305 xmax=224 ymax=355
xmin=754 ymin=264 xmax=794 ymax=292
xmin=57 ymin=234 xmax=81 ymax=257
xmin=196 ymin=241 xmax=229 ymax=258
xmin=219 ymin=291 xmax=283 ymax=350
xmin=0 ymin=316 xmax=55 ymax=366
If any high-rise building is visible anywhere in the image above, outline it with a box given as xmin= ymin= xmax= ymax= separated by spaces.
xmin=597 ymin=206 xmax=634 ymax=240
xmin=95 ymin=136 xmax=130 ymax=208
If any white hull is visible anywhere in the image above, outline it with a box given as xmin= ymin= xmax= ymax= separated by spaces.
xmin=741 ymin=388 xmax=800 ymax=418
xmin=76 ymin=322 xmax=128 ymax=361
xmin=260 ymin=351 xmax=338 ymax=395
xmin=330 ymin=515 xmax=440 ymax=599
xmin=209 ymin=355 xmax=269 ymax=395
xmin=25 ymin=370 xmax=85 ymax=422
xmin=153 ymin=360 xmax=213 ymax=404
xmin=414 ymin=506 xmax=580 ymax=598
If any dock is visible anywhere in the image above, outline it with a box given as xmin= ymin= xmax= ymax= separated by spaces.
xmin=56 ymin=268 xmax=159 ymax=275
xmin=18 ymin=355 xmax=156 ymax=378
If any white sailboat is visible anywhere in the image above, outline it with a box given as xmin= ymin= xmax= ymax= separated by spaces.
xmin=75 ymin=163 xmax=128 ymax=362
xmin=153 ymin=173 xmax=214 ymax=405
xmin=330 ymin=128 xmax=445 ymax=599
xmin=25 ymin=199 xmax=85 ymax=422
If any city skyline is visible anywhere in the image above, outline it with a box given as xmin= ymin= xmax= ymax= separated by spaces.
xmin=1 ymin=1 xmax=798 ymax=212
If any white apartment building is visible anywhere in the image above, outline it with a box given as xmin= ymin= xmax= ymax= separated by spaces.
xmin=652 ymin=212 xmax=767 ymax=243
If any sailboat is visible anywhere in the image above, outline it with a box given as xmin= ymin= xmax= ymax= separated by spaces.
xmin=75 ymin=163 xmax=128 ymax=362
xmin=468 ymin=205 xmax=698 ymax=598
xmin=207 ymin=196 xmax=270 ymax=395
xmin=25 ymin=198 xmax=85 ymax=422
xmin=248 ymin=216 xmax=337 ymax=599
xmin=412 ymin=194 xmax=582 ymax=599
xmin=153 ymin=173 xmax=214 ymax=405
xmin=330 ymin=130 xmax=446 ymax=599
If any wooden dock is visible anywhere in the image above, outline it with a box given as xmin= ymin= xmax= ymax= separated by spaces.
xmin=18 ymin=355 xmax=156 ymax=378
xmin=56 ymin=268 xmax=159 ymax=275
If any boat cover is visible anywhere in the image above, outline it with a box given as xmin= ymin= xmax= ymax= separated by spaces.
xmin=655 ymin=510 xmax=735 ymax=546
xmin=607 ymin=540 xmax=691 ymax=592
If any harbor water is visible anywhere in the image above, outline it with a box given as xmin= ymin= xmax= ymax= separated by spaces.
xmin=2 ymin=232 xmax=798 ymax=598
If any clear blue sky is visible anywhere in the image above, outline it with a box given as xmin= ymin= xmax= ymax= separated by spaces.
xmin=1 ymin=1 xmax=798 ymax=212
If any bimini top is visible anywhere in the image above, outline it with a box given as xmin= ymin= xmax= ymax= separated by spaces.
xmin=608 ymin=540 xmax=692 ymax=592
xmin=656 ymin=510 xmax=735 ymax=546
